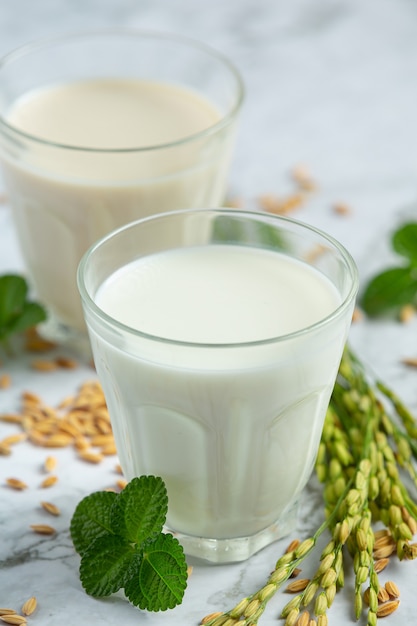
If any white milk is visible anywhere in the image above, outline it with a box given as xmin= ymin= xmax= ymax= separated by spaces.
xmin=2 ymin=79 xmax=234 ymax=331
xmin=90 ymin=244 xmax=346 ymax=542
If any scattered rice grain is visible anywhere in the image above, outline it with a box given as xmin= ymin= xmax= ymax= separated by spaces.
xmin=0 ymin=414 xmax=23 ymax=424
xmin=402 ymin=357 xmax=417 ymax=368
xmin=41 ymin=501 xmax=60 ymax=516
xmin=332 ymin=202 xmax=352 ymax=215
xmin=78 ymin=449 xmax=103 ymax=464
xmin=376 ymin=600 xmax=400 ymax=618
xmin=385 ymin=581 xmax=400 ymax=599
xmin=399 ymin=304 xmax=415 ymax=324
xmin=55 ymin=356 xmax=78 ymax=369
xmin=43 ymin=433 xmax=74 ymax=447
xmin=21 ymin=597 xmax=37 ymax=616
xmin=30 ymin=523 xmax=56 ymax=535
xmin=31 ymin=359 xmax=59 ymax=372
xmin=1 ymin=433 xmax=26 ymax=445
xmin=40 ymin=475 xmax=58 ymax=488
xmin=377 ymin=588 xmax=390 ymax=604
xmin=0 ymin=616 xmax=27 ymax=625
xmin=374 ymin=557 xmax=390 ymax=573
xmin=44 ymin=456 xmax=57 ymax=472
xmin=0 ymin=374 xmax=11 ymax=389
xmin=0 ymin=443 xmax=11 ymax=456
xmin=5 ymin=477 xmax=28 ymax=490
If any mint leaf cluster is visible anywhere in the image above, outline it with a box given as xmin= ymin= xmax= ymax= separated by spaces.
xmin=70 ymin=475 xmax=188 ymax=611
xmin=0 ymin=274 xmax=46 ymax=346
xmin=361 ymin=222 xmax=417 ymax=317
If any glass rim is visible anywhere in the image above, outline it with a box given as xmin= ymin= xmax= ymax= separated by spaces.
xmin=0 ymin=28 xmax=245 ymax=154
xmin=77 ymin=208 xmax=359 ymax=349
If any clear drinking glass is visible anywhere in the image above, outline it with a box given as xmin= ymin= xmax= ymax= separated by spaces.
xmin=0 ymin=30 xmax=243 ymax=345
xmin=78 ymin=208 xmax=358 ymax=563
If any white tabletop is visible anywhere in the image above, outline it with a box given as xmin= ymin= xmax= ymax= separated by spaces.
xmin=1 ymin=1 xmax=417 ymax=624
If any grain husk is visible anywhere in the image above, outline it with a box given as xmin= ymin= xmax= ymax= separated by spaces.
xmin=296 ymin=611 xmax=310 ymax=626
xmin=377 ymin=588 xmax=390 ymax=604
xmin=0 ymin=414 xmax=23 ymax=424
xmin=0 ymin=615 xmax=27 ymax=625
xmin=6 ymin=478 xmax=28 ymax=490
xmin=0 ymin=443 xmax=11 ymax=456
xmin=285 ymin=539 xmax=301 ymax=553
xmin=77 ymin=449 xmax=103 ymax=464
xmin=385 ymin=581 xmax=400 ymax=599
xmin=285 ymin=579 xmax=310 ymax=593
xmin=200 ymin=612 xmax=223 ymax=624
xmin=374 ymin=557 xmax=390 ymax=573
xmin=21 ymin=597 xmax=37 ymax=616
xmin=0 ymin=374 xmax=11 ymax=389
xmin=30 ymin=524 xmax=56 ymax=535
xmin=376 ymin=600 xmax=400 ymax=617
xmin=31 ymin=359 xmax=58 ymax=372
xmin=44 ymin=456 xmax=57 ymax=472
xmin=41 ymin=501 xmax=60 ymax=516
xmin=1 ymin=433 xmax=26 ymax=445
xmin=55 ymin=356 xmax=77 ymax=369
xmin=40 ymin=475 xmax=58 ymax=488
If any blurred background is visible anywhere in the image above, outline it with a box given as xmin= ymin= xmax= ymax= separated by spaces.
xmin=1 ymin=0 xmax=417 ymax=278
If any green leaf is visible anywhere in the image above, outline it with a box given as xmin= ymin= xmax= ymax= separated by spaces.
xmin=0 ymin=274 xmax=47 ymax=343
xmin=0 ymin=274 xmax=28 ymax=326
xmin=70 ymin=490 xmax=118 ymax=556
xmin=111 ymin=475 xmax=168 ymax=545
xmin=80 ymin=534 xmax=135 ymax=597
xmin=361 ymin=266 xmax=417 ymax=316
xmin=124 ymin=533 xmax=188 ymax=611
xmin=6 ymin=301 xmax=47 ymax=335
xmin=71 ymin=477 xmax=188 ymax=612
xmin=392 ymin=222 xmax=417 ymax=262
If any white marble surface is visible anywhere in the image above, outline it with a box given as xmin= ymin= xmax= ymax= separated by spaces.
xmin=1 ymin=0 xmax=417 ymax=623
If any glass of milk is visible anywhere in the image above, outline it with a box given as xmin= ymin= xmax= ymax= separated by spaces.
xmin=78 ymin=208 xmax=358 ymax=563
xmin=0 ymin=30 xmax=243 ymax=346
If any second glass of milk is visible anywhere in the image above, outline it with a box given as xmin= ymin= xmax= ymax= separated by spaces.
xmin=78 ymin=208 xmax=358 ymax=563
xmin=0 ymin=30 xmax=243 ymax=344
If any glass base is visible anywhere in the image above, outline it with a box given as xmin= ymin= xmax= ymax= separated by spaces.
xmin=170 ymin=499 xmax=299 ymax=564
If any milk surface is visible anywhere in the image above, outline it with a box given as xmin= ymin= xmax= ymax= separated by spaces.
xmin=96 ymin=245 xmax=340 ymax=342
xmin=2 ymin=79 xmax=232 ymax=331
xmin=7 ymin=78 xmax=220 ymax=152
xmin=90 ymin=244 xmax=348 ymax=543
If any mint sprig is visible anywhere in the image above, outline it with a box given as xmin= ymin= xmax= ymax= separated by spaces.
xmin=70 ymin=476 xmax=188 ymax=612
xmin=361 ymin=222 xmax=417 ymax=316
xmin=0 ymin=274 xmax=47 ymax=346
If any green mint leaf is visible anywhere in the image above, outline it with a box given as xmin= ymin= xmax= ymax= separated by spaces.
xmin=0 ymin=274 xmax=28 ymax=326
xmin=361 ymin=266 xmax=417 ymax=316
xmin=70 ymin=490 xmax=118 ymax=556
xmin=71 ymin=477 xmax=188 ymax=611
xmin=111 ymin=475 xmax=168 ymax=545
xmin=80 ymin=534 xmax=135 ymax=597
xmin=124 ymin=533 xmax=188 ymax=611
xmin=0 ymin=274 xmax=47 ymax=343
xmin=5 ymin=301 xmax=47 ymax=335
xmin=392 ymin=222 xmax=417 ymax=262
